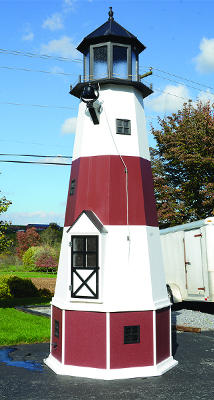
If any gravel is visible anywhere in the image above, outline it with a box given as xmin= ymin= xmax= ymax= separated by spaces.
xmin=172 ymin=308 xmax=214 ymax=330
xmin=22 ymin=305 xmax=214 ymax=331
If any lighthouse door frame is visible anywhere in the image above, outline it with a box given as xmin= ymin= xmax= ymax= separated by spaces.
xmin=70 ymin=235 xmax=99 ymax=299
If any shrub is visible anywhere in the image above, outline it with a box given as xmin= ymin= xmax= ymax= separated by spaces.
xmin=22 ymin=246 xmax=42 ymax=271
xmin=7 ymin=276 xmax=39 ymax=298
xmin=22 ymin=245 xmax=59 ymax=272
xmin=35 ymin=247 xmax=58 ymax=273
xmin=0 ymin=276 xmax=12 ymax=298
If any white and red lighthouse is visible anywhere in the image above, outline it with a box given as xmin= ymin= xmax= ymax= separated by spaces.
xmin=45 ymin=8 xmax=177 ymax=379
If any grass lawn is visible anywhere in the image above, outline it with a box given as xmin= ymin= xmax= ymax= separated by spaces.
xmin=0 ymin=265 xmax=56 ymax=279
xmin=0 ymin=308 xmax=50 ymax=345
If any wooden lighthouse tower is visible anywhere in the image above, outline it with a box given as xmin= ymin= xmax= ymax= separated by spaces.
xmin=45 ymin=8 xmax=177 ymax=379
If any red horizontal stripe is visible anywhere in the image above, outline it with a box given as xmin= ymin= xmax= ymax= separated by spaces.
xmin=64 ymin=155 xmax=158 ymax=227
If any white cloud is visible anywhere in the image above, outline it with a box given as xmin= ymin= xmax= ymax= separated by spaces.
xmin=195 ymin=38 xmax=214 ymax=73
xmin=146 ymin=84 xmax=190 ymax=113
xmin=196 ymin=89 xmax=214 ymax=104
xmin=61 ymin=117 xmax=77 ymax=134
xmin=4 ymin=211 xmax=64 ymax=226
xmin=22 ymin=32 xmax=34 ymax=41
xmin=42 ymin=12 xmax=64 ymax=31
xmin=39 ymin=156 xmax=71 ymax=164
xmin=40 ymin=36 xmax=78 ymax=58
xmin=50 ymin=66 xmax=65 ymax=76
xmin=22 ymin=24 xmax=34 ymax=41
xmin=63 ymin=0 xmax=77 ymax=11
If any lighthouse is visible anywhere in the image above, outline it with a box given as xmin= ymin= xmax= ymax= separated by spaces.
xmin=45 ymin=8 xmax=177 ymax=379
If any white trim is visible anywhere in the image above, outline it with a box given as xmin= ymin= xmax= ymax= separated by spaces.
xmin=62 ymin=309 xmax=65 ymax=365
xmin=50 ymin=305 xmax=53 ymax=353
xmin=169 ymin=307 xmax=172 ymax=357
xmin=106 ymin=312 xmax=110 ymax=370
xmin=153 ymin=310 xmax=157 ymax=366
xmin=44 ymin=355 xmax=178 ymax=380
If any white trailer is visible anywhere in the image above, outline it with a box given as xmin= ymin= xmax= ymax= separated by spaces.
xmin=160 ymin=217 xmax=214 ymax=303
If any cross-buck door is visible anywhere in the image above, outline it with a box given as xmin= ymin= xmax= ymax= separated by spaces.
xmin=71 ymin=236 xmax=99 ymax=299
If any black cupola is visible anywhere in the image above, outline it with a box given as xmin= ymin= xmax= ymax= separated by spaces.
xmin=70 ymin=8 xmax=152 ymax=99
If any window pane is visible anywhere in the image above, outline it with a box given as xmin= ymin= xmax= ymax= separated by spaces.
xmin=93 ymin=46 xmax=107 ymax=79
xmin=87 ymin=237 xmax=97 ymax=252
xmin=73 ymin=253 xmax=84 ymax=267
xmin=54 ymin=320 xmax=59 ymax=338
xmin=84 ymin=52 xmax=90 ymax=81
xmin=73 ymin=237 xmax=84 ymax=251
xmin=69 ymin=179 xmax=76 ymax=196
xmin=113 ymin=46 xmax=127 ymax=79
xmin=132 ymin=50 xmax=137 ymax=81
xmin=87 ymin=253 xmax=97 ymax=267
xmin=116 ymin=119 xmax=131 ymax=135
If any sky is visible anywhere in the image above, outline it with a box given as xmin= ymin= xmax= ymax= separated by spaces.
xmin=1 ymin=0 xmax=214 ymax=227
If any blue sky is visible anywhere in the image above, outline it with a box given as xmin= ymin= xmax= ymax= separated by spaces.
xmin=1 ymin=0 xmax=214 ymax=226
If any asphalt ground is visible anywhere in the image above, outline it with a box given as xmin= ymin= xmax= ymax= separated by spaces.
xmin=0 ymin=330 xmax=214 ymax=400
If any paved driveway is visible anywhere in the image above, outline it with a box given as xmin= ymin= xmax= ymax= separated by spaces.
xmin=0 ymin=330 xmax=214 ymax=400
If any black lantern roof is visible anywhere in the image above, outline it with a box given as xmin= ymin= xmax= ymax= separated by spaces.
xmin=77 ymin=7 xmax=145 ymax=54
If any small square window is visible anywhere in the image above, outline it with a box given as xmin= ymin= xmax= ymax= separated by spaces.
xmin=69 ymin=179 xmax=76 ymax=195
xmin=124 ymin=325 xmax=140 ymax=344
xmin=54 ymin=320 xmax=59 ymax=338
xmin=116 ymin=119 xmax=131 ymax=135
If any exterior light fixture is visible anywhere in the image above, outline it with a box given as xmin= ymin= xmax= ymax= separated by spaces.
xmin=81 ymin=83 xmax=100 ymax=125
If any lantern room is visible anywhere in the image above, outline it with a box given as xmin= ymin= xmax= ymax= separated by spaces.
xmin=76 ymin=7 xmax=145 ymax=83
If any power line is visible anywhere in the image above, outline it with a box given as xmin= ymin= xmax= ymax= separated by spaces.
xmin=0 ymin=153 xmax=72 ymax=158
xmin=140 ymin=65 xmax=214 ymax=92
xmin=0 ymin=48 xmax=82 ymax=63
xmin=0 ymin=101 xmax=75 ymax=110
xmin=0 ymin=160 xmax=72 ymax=166
xmin=152 ymin=72 xmax=214 ymax=96
xmin=0 ymin=65 xmax=73 ymax=76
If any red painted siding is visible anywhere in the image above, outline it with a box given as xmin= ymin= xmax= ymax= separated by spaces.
xmin=51 ymin=306 xmax=62 ymax=362
xmin=64 ymin=311 xmax=106 ymax=368
xmin=64 ymin=155 xmax=158 ymax=227
xmin=156 ymin=307 xmax=170 ymax=364
xmin=110 ymin=311 xmax=154 ymax=369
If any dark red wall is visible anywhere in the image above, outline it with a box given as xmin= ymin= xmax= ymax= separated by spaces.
xmin=156 ymin=307 xmax=170 ymax=364
xmin=64 ymin=311 xmax=106 ymax=368
xmin=110 ymin=311 xmax=154 ymax=369
xmin=51 ymin=306 xmax=62 ymax=362
xmin=64 ymin=155 xmax=158 ymax=227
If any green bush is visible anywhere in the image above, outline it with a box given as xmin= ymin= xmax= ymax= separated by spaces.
xmin=22 ymin=245 xmax=59 ymax=272
xmin=7 ymin=276 xmax=39 ymax=298
xmin=0 ymin=276 xmax=12 ymax=298
xmin=0 ymin=275 xmax=39 ymax=299
xmin=22 ymin=246 xmax=42 ymax=271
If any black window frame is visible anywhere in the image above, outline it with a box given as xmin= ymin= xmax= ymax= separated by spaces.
xmin=71 ymin=235 xmax=99 ymax=299
xmin=54 ymin=320 xmax=59 ymax=338
xmin=69 ymin=179 xmax=76 ymax=196
xmin=124 ymin=325 xmax=140 ymax=344
xmin=116 ymin=119 xmax=131 ymax=135
xmin=71 ymin=236 xmax=98 ymax=269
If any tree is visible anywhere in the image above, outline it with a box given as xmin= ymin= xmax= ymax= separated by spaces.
xmin=0 ymin=194 xmax=12 ymax=253
xmin=40 ymin=223 xmax=62 ymax=247
xmin=16 ymin=227 xmax=40 ymax=258
xmin=150 ymin=100 xmax=214 ymax=228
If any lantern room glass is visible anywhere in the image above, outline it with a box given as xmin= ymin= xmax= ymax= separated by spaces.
xmin=113 ymin=45 xmax=128 ymax=79
xmin=93 ymin=45 xmax=108 ymax=79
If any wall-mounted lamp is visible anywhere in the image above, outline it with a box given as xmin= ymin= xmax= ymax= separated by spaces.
xmin=81 ymin=83 xmax=100 ymax=125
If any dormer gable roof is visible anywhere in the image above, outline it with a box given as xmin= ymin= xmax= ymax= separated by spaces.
xmin=67 ymin=210 xmax=108 ymax=234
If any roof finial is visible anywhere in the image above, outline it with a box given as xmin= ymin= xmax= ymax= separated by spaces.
xmin=108 ymin=6 xmax=114 ymax=21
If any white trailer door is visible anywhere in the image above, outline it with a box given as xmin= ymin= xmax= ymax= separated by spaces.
xmin=184 ymin=229 xmax=204 ymax=296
